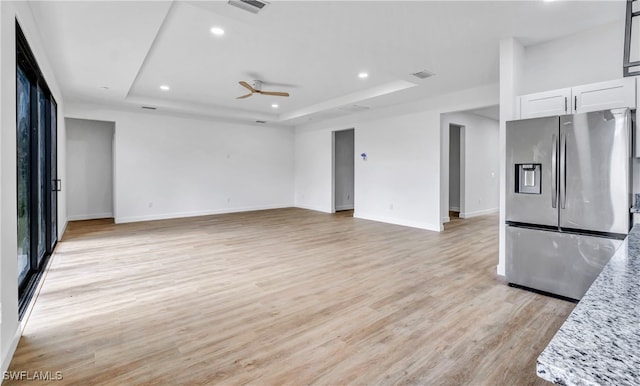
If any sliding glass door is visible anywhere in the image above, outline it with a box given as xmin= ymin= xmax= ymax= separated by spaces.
xmin=16 ymin=22 xmax=58 ymax=317
xmin=17 ymin=67 xmax=31 ymax=286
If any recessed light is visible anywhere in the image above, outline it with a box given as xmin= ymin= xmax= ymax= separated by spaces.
xmin=358 ymin=72 xmax=369 ymax=79
xmin=160 ymin=85 xmax=170 ymax=91
xmin=210 ymin=27 xmax=225 ymax=36
xmin=272 ymin=104 xmax=279 ymax=108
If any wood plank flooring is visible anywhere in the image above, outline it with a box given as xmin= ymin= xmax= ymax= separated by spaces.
xmin=6 ymin=208 xmax=573 ymax=385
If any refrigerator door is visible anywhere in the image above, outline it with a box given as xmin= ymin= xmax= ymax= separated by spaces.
xmin=506 ymin=116 xmax=559 ymax=227
xmin=506 ymin=226 xmax=622 ymax=300
xmin=559 ymin=109 xmax=631 ymax=235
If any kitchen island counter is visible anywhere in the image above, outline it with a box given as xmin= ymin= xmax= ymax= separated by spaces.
xmin=536 ymin=225 xmax=640 ymax=385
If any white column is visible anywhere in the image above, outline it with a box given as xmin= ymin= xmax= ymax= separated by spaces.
xmin=498 ymin=38 xmax=524 ymax=276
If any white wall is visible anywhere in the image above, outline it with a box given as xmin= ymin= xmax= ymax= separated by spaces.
xmin=448 ymin=125 xmax=461 ymax=211
xmin=0 ymin=1 xmax=67 ymax=373
xmin=66 ymin=118 xmax=114 ymax=220
xmin=522 ymin=21 xmax=624 ymax=94
xmin=355 ymin=111 xmax=441 ymax=230
xmin=65 ymin=105 xmax=294 ymax=223
xmin=334 ymin=129 xmax=354 ymax=211
xmin=295 ymin=127 xmax=333 ymax=212
xmin=295 ymin=83 xmax=499 ymax=232
xmin=441 ymin=112 xmax=500 ymax=219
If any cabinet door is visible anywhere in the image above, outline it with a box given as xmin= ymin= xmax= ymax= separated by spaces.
xmin=572 ymin=77 xmax=636 ymax=114
xmin=519 ymin=88 xmax=571 ymax=119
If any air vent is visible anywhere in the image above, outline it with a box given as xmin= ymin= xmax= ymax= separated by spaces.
xmin=411 ymin=70 xmax=435 ymax=80
xmin=141 ymin=106 xmax=157 ymax=110
xmin=228 ymin=0 xmax=269 ymax=14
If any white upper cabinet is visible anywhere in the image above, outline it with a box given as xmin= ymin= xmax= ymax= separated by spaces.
xmin=518 ymin=88 xmax=571 ymax=119
xmin=518 ymin=78 xmax=637 ymax=119
xmin=572 ymin=77 xmax=636 ymax=114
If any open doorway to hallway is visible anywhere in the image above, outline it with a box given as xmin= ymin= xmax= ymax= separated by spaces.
xmin=65 ymin=118 xmax=115 ymax=221
xmin=449 ymin=124 xmax=464 ymax=221
xmin=441 ymin=106 xmax=500 ymax=230
xmin=333 ymin=128 xmax=355 ymax=213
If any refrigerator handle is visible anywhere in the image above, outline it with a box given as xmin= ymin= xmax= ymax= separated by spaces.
xmin=551 ymin=134 xmax=557 ymax=208
xmin=560 ymin=133 xmax=567 ymax=209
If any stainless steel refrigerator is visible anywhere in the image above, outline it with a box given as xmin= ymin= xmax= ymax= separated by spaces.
xmin=506 ymin=108 xmax=632 ymax=300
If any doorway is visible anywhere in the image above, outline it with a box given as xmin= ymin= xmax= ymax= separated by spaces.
xmin=333 ymin=129 xmax=355 ymax=212
xmin=449 ymin=124 xmax=465 ymax=220
xmin=65 ymin=118 xmax=115 ymax=221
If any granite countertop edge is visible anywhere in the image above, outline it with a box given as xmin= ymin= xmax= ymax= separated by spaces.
xmin=536 ymin=225 xmax=640 ymax=385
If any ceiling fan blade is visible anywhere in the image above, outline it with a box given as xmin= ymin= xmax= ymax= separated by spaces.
xmin=236 ymin=93 xmax=253 ymax=99
xmin=239 ymin=81 xmax=256 ymax=93
xmin=259 ymin=91 xmax=290 ymax=97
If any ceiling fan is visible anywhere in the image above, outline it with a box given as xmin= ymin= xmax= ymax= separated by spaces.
xmin=236 ymin=80 xmax=289 ymax=99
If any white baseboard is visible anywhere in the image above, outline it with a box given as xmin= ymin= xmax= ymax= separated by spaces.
xmin=354 ymin=211 xmax=441 ymax=232
xmin=115 ymin=204 xmax=294 ymax=224
xmin=496 ymin=263 xmax=505 ymax=277
xmin=443 ymin=216 xmax=451 ymax=223
xmin=459 ymin=207 xmax=498 ymax=219
xmin=68 ymin=212 xmax=113 ymax=221
xmin=294 ymin=204 xmax=333 ymax=214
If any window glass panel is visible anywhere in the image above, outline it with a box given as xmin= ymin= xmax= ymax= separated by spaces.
xmin=37 ymin=86 xmax=46 ymax=264
xmin=17 ymin=67 xmax=31 ymax=285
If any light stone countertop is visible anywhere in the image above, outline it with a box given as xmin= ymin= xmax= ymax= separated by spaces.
xmin=536 ymin=225 xmax=640 ymax=385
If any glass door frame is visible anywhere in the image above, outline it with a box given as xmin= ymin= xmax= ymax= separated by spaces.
xmin=16 ymin=21 xmax=58 ymax=318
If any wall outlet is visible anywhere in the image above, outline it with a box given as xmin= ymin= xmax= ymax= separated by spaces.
xmin=148 ymin=202 xmax=153 ymax=208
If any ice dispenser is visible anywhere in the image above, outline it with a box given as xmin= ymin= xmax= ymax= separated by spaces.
xmin=515 ymin=164 xmax=541 ymax=194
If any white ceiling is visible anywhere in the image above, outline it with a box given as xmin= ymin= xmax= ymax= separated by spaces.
xmin=28 ymin=0 xmax=625 ymax=126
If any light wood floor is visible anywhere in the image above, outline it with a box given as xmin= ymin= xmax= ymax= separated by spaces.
xmin=7 ymin=208 xmax=573 ymax=385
